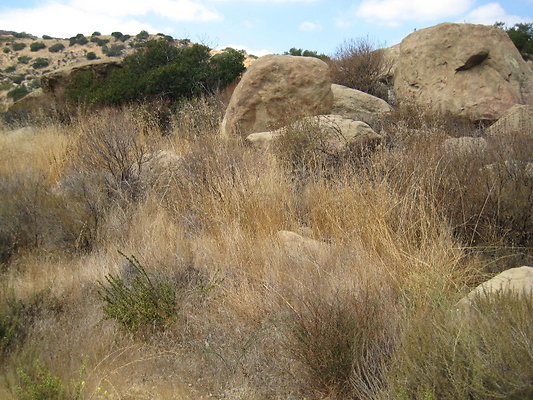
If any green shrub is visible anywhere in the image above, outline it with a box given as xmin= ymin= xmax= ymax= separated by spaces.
xmin=496 ymin=22 xmax=533 ymax=60
xmin=95 ymin=38 xmax=109 ymax=47
xmin=16 ymin=360 xmax=65 ymax=400
xmin=17 ymin=56 xmax=31 ymax=64
xmin=86 ymin=51 xmax=97 ymax=60
xmin=136 ymin=30 xmax=149 ymax=41
xmin=12 ymin=42 xmax=26 ymax=51
xmin=284 ymin=47 xmax=329 ymax=61
xmin=42 ymin=35 xmax=52 ymax=40
xmin=30 ymin=42 xmax=46 ymax=52
xmin=13 ymin=32 xmax=32 ymax=39
xmin=69 ymin=34 xmax=87 ymax=46
xmin=120 ymin=34 xmax=131 ymax=42
xmin=111 ymin=31 xmax=124 ymax=40
xmin=3 ymin=47 xmax=10 ymax=53
xmin=5 ymin=65 xmax=16 ymax=73
xmin=31 ymin=58 xmax=49 ymax=69
xmin=91 ymin=31 xmax=101 ymax=37
xmin=48 ymin=43 xmax=65 ymax=53
xmin=7 ymin=86 xmax=29 ymax=101
xmin=29 ymin=78 xmax=41 ymax=89
xmin=102 ymin=43 xmax=125 ymax=57
xmin=0 ymin=82 xmax=13 ymax=91
xmin=12 ymin=74 xmax=25 ymax=84
xmin=66 ymin=40 xmax=245 ymax=106
xmin=388 ymin=292 xmax=533 ymax=400
xmin=98 ymin=252 xmax=177 ymax=332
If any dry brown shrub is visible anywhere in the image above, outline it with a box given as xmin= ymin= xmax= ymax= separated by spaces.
xmin=329 ymin=37 xmax=392 ymax=100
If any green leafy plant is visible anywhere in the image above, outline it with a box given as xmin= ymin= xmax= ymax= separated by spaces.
xmin=284 ymin=47 xmax=329 ymax=61
xmin=102 ymin=43 xmax=125 ymax=57
xmin=12 ymin=42 xmax=26 ymax=51
xmin=30 ymin=42 xmax=46 ymax=52
xmin=42 ymin=35 xmax=53 ymax=40
xmin=111 ymin=32 xmax=124 ymax=40
xmin=136 ymin=30 xmax=150 ymax=41
xmin=5 ymin=65 xmax=16 ymax=73
xmin=495 ymin=22 xmax=533 ymax=60
xmin=86 ymin=51 xmax=97 ymax=60
xmin=7 ymin=86 xmax=29 ymax=101
xmin=17 ymin=56 xmax=32 ymax=64
xmin=12 ymin=74 xmax=25 ymax=84
xmin=69 ymin=34 xmax=88 ymax=46
xmin=16 ymin=360 xmax=65 ymax=400
xmin=0 ymin=82 xmax=14 ymax=91
xmin=3 ymin=47 xmax=10 ymax=53
xmin=98 ymin=252 xmax=177 ymax=332
xmin=31 ymin=58 xmax=49 ymax=69
xmin=48 ymin=43 xmax=65 ymax=53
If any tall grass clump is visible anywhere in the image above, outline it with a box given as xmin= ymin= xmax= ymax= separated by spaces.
xmin=388 ymin=292 xmax=533 ymax=400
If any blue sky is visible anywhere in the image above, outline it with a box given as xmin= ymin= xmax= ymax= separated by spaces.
xmin=0 ymin=0 xmax=531 ymax=56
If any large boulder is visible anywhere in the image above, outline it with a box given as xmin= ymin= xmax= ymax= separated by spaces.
xmin=485 ymin=104 xmax=533 ymax=137
xmin=331 ymin=84 xmax=392 ymax=126
xmin=221 ymin=55 xmax=333 ymax=137
xmin=458 ymin=266 xmax=533 ymax=308
xmin=394 ymin=23 xmax=533 ymax=122
xmin=246 ymin=114 xmax=382 ymax=152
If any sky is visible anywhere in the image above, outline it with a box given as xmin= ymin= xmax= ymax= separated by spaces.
xmin=0 ymin=0 xmax=531 ymax=56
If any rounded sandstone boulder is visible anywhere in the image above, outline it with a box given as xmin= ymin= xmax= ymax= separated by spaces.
xmin=221 ymin=55 xmax=333 ymax=137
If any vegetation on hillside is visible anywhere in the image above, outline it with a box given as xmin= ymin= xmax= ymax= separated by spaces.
xmin=66 ymin=40 xmax=246 ymax=106
xmin=284 ymin=47 xmax=329 ymax=61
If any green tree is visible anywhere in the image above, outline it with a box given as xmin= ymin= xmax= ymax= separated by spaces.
xmin=86 ymin=51 xmax=97 ymax=60
xmin=31 ymin=58 xmax=50 ymax=69
xmin=136 ymin=30 xmax=150 ymax=41
xmin=12 ymin=42 xmax=26 ymax=51
xmin=496 ymin=22 xmax=533 ymax=60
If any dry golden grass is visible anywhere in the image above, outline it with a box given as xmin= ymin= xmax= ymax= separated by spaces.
xmin=0 ymin=99 xmax=531 ymax=399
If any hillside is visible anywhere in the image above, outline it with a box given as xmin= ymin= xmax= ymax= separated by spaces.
xmin=0 ymin=30 xmax=254 ymax=112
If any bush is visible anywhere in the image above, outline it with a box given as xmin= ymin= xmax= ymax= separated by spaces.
xmin=12 ymin=74 xmax=25 ymax=84
xmin=98 ymin=252 xmax=177 ymax=333
xmin=329 ymin=37 xmax=391 ymax=99
xmin=91 ymin=31 xmax=101 ymax=37
xmin=3 ymin=47 xmax=10 ymax=53
xmin=17 ymin=56 xmax=31 ymax=64
xmin=111 ymin=31 xmax=124 ymax=40
xmin=69 ymin=34 xmax=88 ymax=46
xmin=12 ymin=42 xmax=26 ymax=51
xmin=285 ymin=287 xmax=396 ymax=397
xmin=48 ymin=43 xmax=65 ymax=53
xmin=29 ymin=78 xmax=41 ymax=89
xmin=66 ymin=40 xmax=245 ymax=106
xmin=30 ymin=42 xmax=46 ymax=52
xmin=284 ymin=47 xmax=329 ymax=61
xmin=119 ymin=34 xmax=131 ymax=42
xmin=5 ymin=65 xmax=16 ymax=73
xmin=16 ymin=360 xmax=65 ymax=400
xmin=0 ymin=82 xmax=13 ymax=91
xmin=95 ymin=38 xmax=109 ymax=47
xmin=42 ymin=35 xmax=52 ymax=40
xmin=7 ymin=86 xmax=29 ymax=101
xmin=102 ymin=43 xmax=125 ymax=57
xmin=13 ymin=32 xmax=33 ymax=39
xmin=389 ymin=292 xmax=533 ymax=400
xmin=31 ymin=58 xmax=49 ymax=69
xmin=136 ymin=30 xmax=149 ymax=41
xmin=86 ymin=51 xmax=97 ymax=60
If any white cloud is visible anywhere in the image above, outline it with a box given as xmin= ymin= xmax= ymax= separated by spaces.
xmin=462 ymin=2 xmax=533 ymax=26
xmin=356 ymin=0 xmax=475 ymax=23
xmin=217 ymin=44 xmax=270 ymax=57
xmin=0 ymin=0 xmax=221 ymax=38
xmin=299 ymin=21 xmax=322 ymax=31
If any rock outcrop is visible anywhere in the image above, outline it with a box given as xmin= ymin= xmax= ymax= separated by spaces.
xmin=458 ymin=266 xmax=533 ymax=308
xmin=394 ymin=23 xmax=533 ymax=122
xmin=246 ymin=114 xmax=382 ymax=153
xmin=331 ymin=84 xmax=392 ymax=126
xmin=221 ymin=55 xmax=333 ymax=137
